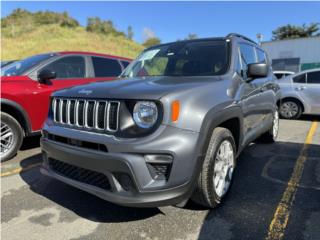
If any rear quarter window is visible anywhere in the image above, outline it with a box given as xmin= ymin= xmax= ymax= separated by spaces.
xmin=92 ymin=57 xmax=122 ymax=77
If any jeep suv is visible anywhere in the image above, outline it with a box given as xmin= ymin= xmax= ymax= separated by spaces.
xmin=1 ymin=51 xmax=131 ymax=161
xmin=41 ymin=34 xmax=280 ymax=208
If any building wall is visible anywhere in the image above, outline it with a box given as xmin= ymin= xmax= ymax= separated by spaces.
xmin=261 ymin=37 xmax=320 ymax=72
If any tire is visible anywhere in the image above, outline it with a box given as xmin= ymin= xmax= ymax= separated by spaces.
xmin=191 ymin=127 xmax=236 ymax=208
xmin=0 ymin=112 xmax=24 ymax=162
xmin=257 ymin=109 xmax=279 ymax=143
xmin=279 ymin=99 xmax=302 ymax=119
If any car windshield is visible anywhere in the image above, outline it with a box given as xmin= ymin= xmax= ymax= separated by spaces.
xmin=1 ymin=53 xmax=55 ymax=76
xmin=122 ymin=40 xmax=229 ymax=78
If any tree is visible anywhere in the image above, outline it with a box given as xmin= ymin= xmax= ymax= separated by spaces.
xmin=86 ymin=17 xmax=125 ymax=37
xmin=143 ymin=37 xmax=161 ymax=48
xmin=127 ymin=25 xmax=134 ymax=40
xmin=185 ymin=33 xmax=198 ymax=40
xmin=272 ymin=23 xmax=320 ymax=40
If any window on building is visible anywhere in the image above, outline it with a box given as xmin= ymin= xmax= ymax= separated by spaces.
xmin=92 ymin=57 xmax=122 ymax=77
xmin=307 ymin=71 xmax=320 ymax=84
xmin=272 ymin=58 xmax=300 ymax=73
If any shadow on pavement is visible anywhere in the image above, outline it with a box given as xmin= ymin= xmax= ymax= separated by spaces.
xmin=198 ymin=141 xmax=320 ymax=240
xmin=18 ymin=134 xmax=319 ymax=232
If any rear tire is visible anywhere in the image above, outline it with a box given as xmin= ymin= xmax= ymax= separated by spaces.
xmin=0 ymin=112 xmax=24 ymax=162
xmin=279 ymin=99 xmax=302 ymax=119
xmin=191 ymin=127 xmax=236 ymax=208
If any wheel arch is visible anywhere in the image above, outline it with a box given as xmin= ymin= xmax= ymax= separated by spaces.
xmin=277 ymin=97 xmax=305 ymax=113
xmin=1 ymin=99 xmax=32 ymax=135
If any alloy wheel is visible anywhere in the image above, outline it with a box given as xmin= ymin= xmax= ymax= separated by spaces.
xmin=0 ymin=122 xmax=14 ymax=157
xmin=213 ymin=140 xmax=235 ymax=197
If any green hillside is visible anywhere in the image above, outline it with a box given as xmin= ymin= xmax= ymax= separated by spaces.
xmin=1 ymin=9 xmax=144 ymax=60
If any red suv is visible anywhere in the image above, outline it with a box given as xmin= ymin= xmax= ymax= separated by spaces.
xmin=1 ymin=51 xmax=131 ymax=161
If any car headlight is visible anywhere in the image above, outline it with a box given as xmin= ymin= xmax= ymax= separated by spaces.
xmin=133 ymin=101 xmax=158 ymax=128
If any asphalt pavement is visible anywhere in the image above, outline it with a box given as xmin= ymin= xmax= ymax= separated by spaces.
xmin=1 ymin=117 xmax=319 ymax=240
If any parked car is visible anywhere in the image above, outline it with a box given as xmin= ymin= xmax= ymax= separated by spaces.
xmin=1 ymin=60 xmax=18 ymax=68
xmin=278 ymin=68 xmax=320 ymax=119
xmin=40 ymin=34 xmax=280 ymax=208
xmin=273 ymin=70 xmax=295 ymax=80
xmin=1 ymin=51 xmax=131 ymax=161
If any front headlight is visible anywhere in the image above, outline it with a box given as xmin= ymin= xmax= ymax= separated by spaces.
xmin=133 ymin=101 xmax=158 ymax=128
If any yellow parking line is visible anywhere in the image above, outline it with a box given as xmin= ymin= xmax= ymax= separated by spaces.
xmin=1 ymin=163 xmax=41 ymax=177
xmin=265 ymin=121 xmax=318 ymax=240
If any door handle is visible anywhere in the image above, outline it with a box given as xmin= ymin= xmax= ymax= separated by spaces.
xmin=295 ymin=86 xmax=307 ymax=91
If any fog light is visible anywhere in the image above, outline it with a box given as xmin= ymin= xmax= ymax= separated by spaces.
xmin=145 ymin=154 xmax=173 ymax=180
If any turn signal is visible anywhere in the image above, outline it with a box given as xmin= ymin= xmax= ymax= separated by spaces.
xmin=171 ymin=100 xmax=180 ymax=122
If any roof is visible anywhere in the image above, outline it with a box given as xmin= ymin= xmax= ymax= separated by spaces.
xmin=57 ymin=51 xmax=132 ymax=61
xmin=146 ymin=33 xmax=257 ymax=50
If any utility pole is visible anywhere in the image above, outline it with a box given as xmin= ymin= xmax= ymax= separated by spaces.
xmin=256 ymin=33 xmax=263 ymax=46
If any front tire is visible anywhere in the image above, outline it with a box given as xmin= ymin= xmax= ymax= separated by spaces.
xmin=0 ymin=112 xmax=24 ymax=162
xmin=191 ymin=127 xmax=236 ymax=208
xmin=257 ymin=109 xmax=279 ymax=143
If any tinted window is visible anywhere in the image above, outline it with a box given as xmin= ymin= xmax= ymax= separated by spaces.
xmin=307 ymin=71 xmax=320 ymax=84
xmin=122 ymin=40 xmax=229 ymax=77
xmin=42 ymin=56 xmax=85 ymax=79
xmin=274 ymin=73 xmax=283 ymax=79
xmin=293 ymin=73 xmax=306 ymax=83
xmin=92 ymin=57 xmax=122 ymax=77
xmin=1 ymin=54 xmax=54 ymax=76
xmin=239 ymin=44 xmax=256 ymax=67
xmin=121 ymin=61 xmax=130 ymax=68
xmin=256 ymin=48 xmax=267 ymax=63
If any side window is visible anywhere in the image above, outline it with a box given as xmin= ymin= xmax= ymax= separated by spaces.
xmin=92 ymin=57 xmax=122 ymax=77
xmin=307 ymin=71 xmax=320 ymax=84
xmin=293 ymin=73 xmax=306 ymax=83
xmin=239 ymin=44 xmax=256 ymax=68
xmin=121 ymin=61 xmax=130 ymax=69
xmin=42 ymin=56 xmax=85 ymax=79
xmin=235 ymin=49 xmax=243 ymax=75
xmin=256 ymin=48 xmax=267 ymax=63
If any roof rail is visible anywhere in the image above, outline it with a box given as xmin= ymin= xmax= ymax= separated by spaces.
xmin=226 ymin=33 xmax=257 ymax=44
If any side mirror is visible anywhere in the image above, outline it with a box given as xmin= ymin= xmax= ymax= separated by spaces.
xmin=247 ymin=63 xmax=268 ymax=79
xmin=38 ymin=69 xmax=56 ymax=84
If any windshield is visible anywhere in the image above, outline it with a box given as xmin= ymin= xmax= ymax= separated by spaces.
xmin=1 ymin=53 xmax=55 ymax=76
xmin=122 ymin=40 xmax=229 ymax=78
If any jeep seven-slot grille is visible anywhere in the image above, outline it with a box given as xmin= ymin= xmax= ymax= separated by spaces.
xmin=52 ymin=98 xmax=120 ymax=132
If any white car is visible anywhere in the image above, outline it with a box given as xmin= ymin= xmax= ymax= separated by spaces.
xmin=278 ymin=68 xmax=320 ymax=119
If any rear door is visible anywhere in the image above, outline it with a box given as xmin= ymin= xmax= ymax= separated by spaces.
xmin=299 ymin=71 xmax=320 ymax=114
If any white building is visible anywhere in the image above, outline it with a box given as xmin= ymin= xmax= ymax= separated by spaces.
xmin=261 ymin=36 xmax=320 ymax=73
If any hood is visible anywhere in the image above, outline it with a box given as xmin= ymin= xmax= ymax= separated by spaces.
xmin=1 ymin=75 xmax=29 ymax=82
xmin=53 ymin=76 xmax=221 ymax=100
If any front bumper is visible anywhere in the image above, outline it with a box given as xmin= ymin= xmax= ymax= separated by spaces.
xmin=41 ymin=124 xmax=201 ymax=207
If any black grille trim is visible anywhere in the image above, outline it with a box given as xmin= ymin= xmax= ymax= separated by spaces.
xmin=49 ymin=158 xmax=111 ymax=191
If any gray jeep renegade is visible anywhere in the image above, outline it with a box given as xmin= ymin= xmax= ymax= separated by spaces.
xmin=41 ymin=34 xmax=280 ymax=208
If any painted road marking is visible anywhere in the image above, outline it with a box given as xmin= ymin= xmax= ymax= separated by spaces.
xmin=265 ymin=121 xmax=318 ymax=240
xmin=1 ymin=163 xmax=41 ymax=177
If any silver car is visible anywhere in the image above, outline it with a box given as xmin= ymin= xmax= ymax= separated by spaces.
xmin=278 ymin=68 xmax=320 ymax=119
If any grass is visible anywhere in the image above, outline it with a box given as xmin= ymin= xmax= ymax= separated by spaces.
xmin=1 ymin=24 xmax=144 ymax=60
